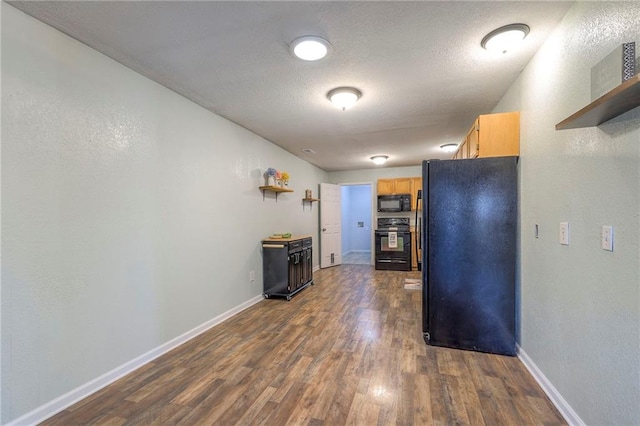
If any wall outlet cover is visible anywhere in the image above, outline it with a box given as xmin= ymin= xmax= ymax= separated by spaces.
xmin=559 ymin=222 xmax=569 ymax=245
xmin=602 ymin=226 xmax=614 ymax=251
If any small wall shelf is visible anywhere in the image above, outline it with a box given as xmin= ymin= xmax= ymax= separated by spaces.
xmin=259 ymin=185 xmax=293 ymax=201
xmin=302 ymin=197 xmax=320 ymax=211
xmin=556 ymin=74 xmax=640 ymax=130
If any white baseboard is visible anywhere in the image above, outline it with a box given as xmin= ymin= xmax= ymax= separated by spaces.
xmin=7 ymin=295 xmax=264 ymax=426
xmin=517 ymin=345 xmax=585 ymax=426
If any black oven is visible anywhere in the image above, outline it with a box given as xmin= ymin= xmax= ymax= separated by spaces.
xmin=377 ymin=194 xmax=411 ymax=212
xmin=375 ymin=218 xmax=412 ymax=271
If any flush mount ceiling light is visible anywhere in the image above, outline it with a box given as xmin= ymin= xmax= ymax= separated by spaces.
xmin=440 ymin=143 xmax=459 ymax=153
xmin=290 ymin=36 xmax=331 ymax=61
xmin=481 ymin=23 xmax=530 ymax=54
xmin=327 ymin=87 xmax=362 ymax=111
xmin=370 ymin=155 xmax=389 ymax=165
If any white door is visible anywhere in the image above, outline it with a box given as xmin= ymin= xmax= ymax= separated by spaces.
xmin=320 ymin=183 xmax=342 ymax=268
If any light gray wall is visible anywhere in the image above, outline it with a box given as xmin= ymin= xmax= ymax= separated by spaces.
xmin=494 ymin=2 xmax=639 ymax=424
xmin=329 ymin=165 xmax=422 ymax=188
xmin=1 ymin=4 xmax=327 ymax=423
xmin=330 ymin=166 xmax=422 ymax=227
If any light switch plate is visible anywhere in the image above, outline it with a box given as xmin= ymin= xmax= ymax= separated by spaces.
xmin=602 ymin=226 xmax=614 ymax=251
xmin=559 ymin=222 xmax=569 ymax=245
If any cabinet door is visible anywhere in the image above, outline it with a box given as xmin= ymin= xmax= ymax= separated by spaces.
xmin=453 ymin=148 xmax=461 ymax=160
xmin=377 ymin=179 xmax=395 ymax=195
xmin=460 ymin=140 xmax=469 ymax=159
xmin=410 ymin=177 xmax=422 ymax=211
xmin=478 ymin=112 xmax=520 ymax=158
xmin=467 ymin=120 xmax=479 ymax=159
xmin=394 ymin=178 xmax=412 ymax=194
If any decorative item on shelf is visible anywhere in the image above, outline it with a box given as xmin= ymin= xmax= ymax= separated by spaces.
xmin=275 ymin=170 xmax=283 ymax=187
xmin=305 ymin=189 xmax=312 ymax=198
xmin=281 ymin=171 xmax=290 ymax=187
xmin=265 ymin=167 xmax=276 ymax=187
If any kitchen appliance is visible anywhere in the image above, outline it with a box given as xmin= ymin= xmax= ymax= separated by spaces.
xmin=421 ymin=157 xmax=517 ymax=356
xmin=375 ymin=217 xmax=412 ymax=271
xmin=377 ymin=194 xmax=411 ymax=212
xmin=414 ymin=189 xmax=422 ymax=272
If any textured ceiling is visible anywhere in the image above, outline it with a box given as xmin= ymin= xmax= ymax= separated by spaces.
xmin=8 ymin=1 xmax=573 ymax=171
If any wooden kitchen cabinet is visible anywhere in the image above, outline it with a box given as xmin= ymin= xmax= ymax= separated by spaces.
xmin=410 ymin=177 xmax=422 ymax=211
xmin=466 ymin=123 xmax=479 ymax=159
xmin=394 ymin=178 xmax=412 ymax=194
xmin=376 ymin=179 xmax=395 ymax=195
xmin=453 ymin=111 xmax=519 ymax=159
xmin=377 ymin=178 xmax=411 ymax=195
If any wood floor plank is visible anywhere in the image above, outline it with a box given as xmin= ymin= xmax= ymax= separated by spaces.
xmin=412 ymin=372 xmax=434 ymax=425
xmin=41 ymin=265 xmax=565 ymax=426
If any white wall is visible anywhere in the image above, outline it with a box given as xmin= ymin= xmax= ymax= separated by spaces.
xmin=494 ymin=2 xmax=639 ymax=424
xmin=1 ymin=4 xmax=327 ymax=423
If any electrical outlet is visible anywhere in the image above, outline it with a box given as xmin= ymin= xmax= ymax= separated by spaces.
xmin=249 ymin=270 xmax=255 ymax=282
xmin=559 ymin=222 xmax=569 ymax=245
xmin=602 ymin=226 xmax=614 ymax=251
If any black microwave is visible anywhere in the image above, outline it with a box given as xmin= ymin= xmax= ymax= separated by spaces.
xmin=377 ymin=194 xmax=412 ymax=212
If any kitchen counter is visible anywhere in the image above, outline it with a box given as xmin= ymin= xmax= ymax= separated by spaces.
xmin=262 ymin=235 xmax=313 ymax=301
xmin=262 ymin=235 xmax=312 ymax=243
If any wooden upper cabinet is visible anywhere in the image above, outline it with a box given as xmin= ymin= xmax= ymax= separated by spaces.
xmin=410 ymin=177 xmax=422 ymax=211
xmin=461 ymin=139 xmax=469 ymax=159
xmin=376 ymin=179 xmax=396 ymax=195
xmin=477 ymin=111 xmax=519 ymax=157
xmin=377 ymin=178 xmax=412 ymax=195
xmin=394 ymin=178 xmax=412 ymax=194
xmin=452 ymin=111 xmax=519 ymax=159
xmin=467 ymin=121 xmax=479 ymax=159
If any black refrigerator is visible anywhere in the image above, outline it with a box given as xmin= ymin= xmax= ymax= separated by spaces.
xmin=421 ymin=156 xmax=517 ymax=356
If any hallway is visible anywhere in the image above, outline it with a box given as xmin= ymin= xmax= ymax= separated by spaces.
xmin=342 ymin=251 xmax=371 ymax=265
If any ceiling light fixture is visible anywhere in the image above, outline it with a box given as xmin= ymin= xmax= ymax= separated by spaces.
xmin=327 ymin=87 xmax=362 ymax=111
xmin=370 ymin=155 xmax=389 ymax=165
xmin=290 ymin=36 xmax=331 ymax=61
xmin=481 ymin=23 xmax=530 ymax=54
xmin=440 ymin=143 xmax=458 ymax=153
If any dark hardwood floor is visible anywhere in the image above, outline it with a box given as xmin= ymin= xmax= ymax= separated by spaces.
xmin=42 ymin=265 xmax=566 ymax=425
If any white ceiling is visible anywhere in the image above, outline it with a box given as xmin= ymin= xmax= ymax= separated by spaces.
xmin=8 ymin=1 xmax=573 ymax=171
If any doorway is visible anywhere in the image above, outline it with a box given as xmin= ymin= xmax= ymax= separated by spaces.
xmin=340 ymin=183 xmax=373 ymax=265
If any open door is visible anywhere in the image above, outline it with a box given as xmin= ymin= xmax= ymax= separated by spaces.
xmin=320 ymin=183 xmax=342 ymax=268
